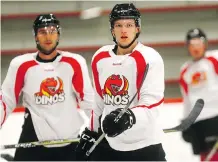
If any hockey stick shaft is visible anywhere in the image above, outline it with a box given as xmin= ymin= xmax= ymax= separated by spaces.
xmin=2 ymin=98 xmax=203 ymax=149
xmin=1 ymin=138 xmax=79 ymax=149
xmin=86 ymin=63 xmax=150 ymax=156
xmin=163 ymin=98 xmax=204 ymax=133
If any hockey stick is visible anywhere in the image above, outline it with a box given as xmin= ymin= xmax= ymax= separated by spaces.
xmin=86 ymin=98 xmax=204 ymax=156
xmin=0 ymin=64 xmax=147 ymax=151
xmin=0 ymin=63 xmax=148 ymax=150
xmin=1 ymin=99 xmax=203 ymax=150
xmin=204 ymin=140 xmax=218 ymax=161
xmin=86 ymin=63 xmax=150 ymax=156
xmin=0 ymin=138 xmax=79 ymax=149
xmin=163 ymin=98 xmax=204 ymax=133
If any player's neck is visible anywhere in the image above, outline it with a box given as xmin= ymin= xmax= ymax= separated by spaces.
xmin=117 ymin=41 xmax=137 ymax=55
xmin=38 ymin=50 xmax=58 ymax=60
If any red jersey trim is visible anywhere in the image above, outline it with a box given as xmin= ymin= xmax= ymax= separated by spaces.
xmin=61 ymin=57 xmax=84 ymax=101
xmin=92 ymin=52 xmax=111 ymax=99
xmin=15 ymin=60 xmax=38 ymax=103
xmin=179 ymin=65 xmax=189 ymax=95
xmin=131 ymin=98 xmax=164 ymax=109
xmin=206 ymin=56 xmax=218 ymax=75
xmin=130 ymin=50 xmax=147 ymax=100
xmin=90 ymin=110 xmax=94 ymax=131
xmin=1 ymin=102 xmax=7 ymax=126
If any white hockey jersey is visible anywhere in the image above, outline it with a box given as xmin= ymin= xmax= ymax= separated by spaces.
xmin=89 ymin=42 xmax=165 ymax=151
xmin=1 ymin=51 xmax=94 ymax=145
xmin=180 ymin=50 xmax=218 ymax=121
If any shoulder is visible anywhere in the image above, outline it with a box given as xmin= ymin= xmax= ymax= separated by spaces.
xmin=205 ymin=50 xmax=218 ymax=59
xmin=180 ymin=61 xmax=190 ymax=74
xmin=92 ymin=45 xmax=114 ymax=62
xmin=59 ymin=51 xmax=87 ymax=65
xmin=10 ymin=53 xmax=37 ymax=68
xmin=135 ymin=43 xmax=163 ymax=65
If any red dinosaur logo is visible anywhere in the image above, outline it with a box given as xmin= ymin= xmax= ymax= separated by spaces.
xmin=102 ymin=74 xmax=129 ymax=105
xmin=191 ymin=72 xmax=207 ymax=85
xmin=35 ymin=77 xmax=65 ymax=105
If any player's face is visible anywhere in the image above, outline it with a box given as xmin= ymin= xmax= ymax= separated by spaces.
xmin=35 ymin=26 xmax=59 ymax=52
xmin=188 ymin=38 xmax=206 ymax=61
xmin=112 ymin=19 xmax=139 ymax=46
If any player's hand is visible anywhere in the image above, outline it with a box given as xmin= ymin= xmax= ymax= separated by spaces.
xmin=102 ymin=108 xmax=136 ymax=137
xmin=75 ymin=127 xmax=100 ymax=160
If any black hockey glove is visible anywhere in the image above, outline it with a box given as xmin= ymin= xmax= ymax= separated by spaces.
xmin=102 ymin=108 xmax=136 ymax=137
xmin=75 ymin=127 xmax=100 ymax=160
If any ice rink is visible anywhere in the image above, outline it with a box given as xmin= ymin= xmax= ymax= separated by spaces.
xmin=0 ymin=102 xmax=200 ymax=162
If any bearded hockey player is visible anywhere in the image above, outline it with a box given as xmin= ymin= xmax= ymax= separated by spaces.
xmin=1 ymin=14 xmax=94 ymax=161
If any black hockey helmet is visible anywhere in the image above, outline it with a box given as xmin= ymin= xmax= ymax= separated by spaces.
xmin=33 ymin=13 xmax=61 ymax=36
xmin=186 ymin=28 xmax=207 ymax=43
xmin=33 ymin=14 xmax=61 ymax=55
xmin=109 ymin=3 xmax=141 ymax=29
xmin=109 ymin=3 xmax=141 ymax=49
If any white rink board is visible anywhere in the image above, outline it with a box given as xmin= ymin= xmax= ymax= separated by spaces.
xmin=0 ymin=103 xmax=200 ymax=162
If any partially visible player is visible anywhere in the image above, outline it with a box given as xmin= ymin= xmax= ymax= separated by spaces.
xmin=1 ymin=14 xmax=94 ymax=161
xmin=180 ymin=28 xmax=218 ymax=161
xmin=75 ymin=3 xmax=166 ymax=161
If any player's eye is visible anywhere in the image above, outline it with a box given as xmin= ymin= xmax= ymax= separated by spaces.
xmin=126 ymin=23 xmax=134 ymax=28
xmin=50 ymin=30 xmax=58 ymax=34
xmin=38 ymin=30 xmax=47 ymax=35
xmin=114 ymin=24 xmax=122 ymax=28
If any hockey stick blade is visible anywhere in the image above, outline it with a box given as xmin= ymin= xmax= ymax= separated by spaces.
xmin=163 ymin=99 xmax=204 ymax=133
xmin=1 ymin=138 xmax=79 ymax=149
xmin=86 ymin=63 xmax=150 ymax=156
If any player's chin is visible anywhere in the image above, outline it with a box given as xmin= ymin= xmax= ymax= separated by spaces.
xmin=118 ymin=41 xmax=131 ymax=47
xmin=192 ymin=53 xmax=203 ymax=59
xmin=42 ymin=46 xmax=55 ymax=52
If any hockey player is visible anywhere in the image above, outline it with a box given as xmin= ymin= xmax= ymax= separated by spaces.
xmin=180 ymin=28 xmax=218 ymax=161
xmin=75 ymin=3 xmax=166 ymax=161
xmin=0 ymin=14 xmax=94 ymax=161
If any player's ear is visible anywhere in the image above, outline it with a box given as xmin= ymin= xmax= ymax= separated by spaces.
xmin=136 ymin=27 xmax=140 ymax=34
xmin=111 ymin=29 xmax=115 ymax=37
xmin=35 ymin=37 xmax=40 ymax=44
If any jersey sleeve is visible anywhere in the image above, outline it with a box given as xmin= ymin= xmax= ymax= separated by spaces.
xmin=179 ymin=63 xmax=192 ymax=118
xmin=88 ymin=81 xmax=104 ymax=132
xmin=130 ymin=51 xmax=164 ymax=131
xmin=180 ymin=86 xmax=192 ymax=118
xmin=205 ymin=50 xmax=218 ymax=76
xmin=72 ymin=56 xmax=94 ymax=118
xmin=1 ymin=59 xmax=21 ymax=126
xmin=88 ymin=49 xmax=110 ymax=132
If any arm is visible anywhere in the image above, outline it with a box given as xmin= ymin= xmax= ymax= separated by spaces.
xmin=75 ymin=54 xmax=104 ymax=160
xmin=1 ymin=59 xmax=22 ymax=127
xmin=75 ymin=83 xmax=104 ymax=160
xmin=205 ymin=50 xmax=218 ymax=76
xmin=179 ymin=64 xmax=191 ymax=118
xmin=127 ymin=53 xmax=164 ymax=132
xmin=102 ymin=52 xmax=165 ymax=137
xmin=72 ymin=56 xmax=94 ymax=118
xmin=180 ymin=86 xmax=191 ymax=118
xmin=88 ymin=54 xmax=105 ymax=132
xmin=88 ymin=89 xmax=104 ymax=132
